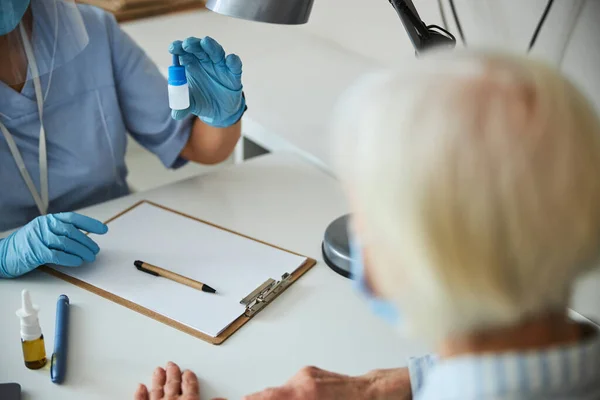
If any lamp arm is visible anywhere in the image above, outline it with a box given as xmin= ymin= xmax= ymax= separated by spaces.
xmin=389 ymin=0 xmax=428 ymax=51
xmin=388 ymin=0 xmax=456 ymax=54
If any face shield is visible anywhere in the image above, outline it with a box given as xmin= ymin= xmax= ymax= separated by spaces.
xmin=0 ymin=0 xmax=89 ymax=86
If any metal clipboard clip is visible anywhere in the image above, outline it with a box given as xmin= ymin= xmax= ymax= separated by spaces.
xmin=240 ymin=273 xmax=293 ymax=317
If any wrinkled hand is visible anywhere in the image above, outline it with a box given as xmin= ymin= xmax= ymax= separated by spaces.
xmin=243 ymin=366 xmax=412 ymax=400
xmin=134 ymin=364 xmax=411 ymax=400
xmin=135 ymin=362 xmax=200 ymax=400
xmin=169 ymin=37 xmax=245 ymax=128
xmin=0 ymin=213 xmax=108 ymax=278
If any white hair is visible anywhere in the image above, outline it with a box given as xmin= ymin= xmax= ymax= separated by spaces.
xmin=332 ymin=50 xmax=600 ymax=342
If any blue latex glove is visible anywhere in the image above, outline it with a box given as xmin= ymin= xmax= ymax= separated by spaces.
xmin=0 ymin=213 xmax=108 ymax=278
xmin=169 ymin=36 xmax=246 ymax=128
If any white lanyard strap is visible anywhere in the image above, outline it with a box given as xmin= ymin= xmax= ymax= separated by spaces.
xmin=0 ymin=122 xmax=47 ymax=215
xmin=20 ymin=23 xmax=49 ymax=212
xmin=0 ymin=23 xmax=49 ymax=216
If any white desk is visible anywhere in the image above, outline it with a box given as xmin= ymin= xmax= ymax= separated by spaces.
xmin=2 ymin=153 xmax=599 ymax=399
xmin=0 ymin=154 xmax=431 ymax=400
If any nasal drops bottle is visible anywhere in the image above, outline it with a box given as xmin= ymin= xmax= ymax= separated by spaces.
xmin=168 ymin=54 xmax=190 ymax=111
xmin=16 ymin=289 xmax=47 ymax=370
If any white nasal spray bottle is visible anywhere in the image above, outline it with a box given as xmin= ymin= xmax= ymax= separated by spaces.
xmin=168 ymin=54 xmax=190 ymax=111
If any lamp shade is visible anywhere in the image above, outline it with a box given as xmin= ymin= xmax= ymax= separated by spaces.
xmin=205 ymin=0 xmax=314 ymax=25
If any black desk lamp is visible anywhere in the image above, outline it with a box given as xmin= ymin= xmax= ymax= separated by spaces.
xmin=205 ymin=0 xmax=456 ymax=278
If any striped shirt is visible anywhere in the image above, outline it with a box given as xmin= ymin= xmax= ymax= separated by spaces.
xmin=408 ymin=324 xmax=600 ymax=399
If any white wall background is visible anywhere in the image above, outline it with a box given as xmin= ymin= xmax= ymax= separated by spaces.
xmin=123 ymin=0 xmax=600 ymax=185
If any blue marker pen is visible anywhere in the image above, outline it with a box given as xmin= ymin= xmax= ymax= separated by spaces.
xmin=50 ymin=295 xmax=69 ymax=384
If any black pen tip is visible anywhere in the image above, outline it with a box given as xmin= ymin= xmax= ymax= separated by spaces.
xmin=134 ymin=260 xmax=143 ymax=268
xmin=202 ymin=285 xmax=217 ymax=294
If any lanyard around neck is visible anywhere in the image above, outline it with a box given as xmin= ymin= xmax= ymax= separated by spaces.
xmin=0 ymin=22 xmax=48 ymax=216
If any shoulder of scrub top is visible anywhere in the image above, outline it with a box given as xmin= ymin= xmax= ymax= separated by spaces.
xmin=37 ymin=4 xmax=141 ymax=107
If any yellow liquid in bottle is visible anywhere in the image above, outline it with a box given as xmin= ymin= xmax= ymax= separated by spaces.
xmin=22 ymin=335 xmax=47 ymax=370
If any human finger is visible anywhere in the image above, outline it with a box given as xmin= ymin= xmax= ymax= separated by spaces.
xmin=164 ymin=362 xmax=182 ymax=397
xmin=134 ymin=384 xmax=150 ymax=400
xmin=48 ymin=221 xmax=101 ymax=254
xmin=47 ymin=236 xmax=96 ymax=263
xmin=225 ymin=54 xmax=242 ymax=75
xmin=46 ymin=249 xmax=84 ymax=267
xmin=199 ymin=37 xmax=225 ymax=64
xmin=182 ymin=37 xmax=211 ymax=62
xmin=171 ymin=107 xmax=192 ymax=121
xmin=169 ymin=40 xmax=185 ymax=55
xmin=176 ymin=53 xmax=201 ymax=68
xmin=150 ymin=367 xmax=166 ymax=400
xmin=289 ymin=366 xmax=326 ymax=382
xmin=54 ymin=213 xmax=108 ymax=235
xmin=181 ymin=370 xmax=200 ymax=397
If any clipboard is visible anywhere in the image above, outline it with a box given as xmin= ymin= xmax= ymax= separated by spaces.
xmin=41 ymin=200 xmax=317 ymax=345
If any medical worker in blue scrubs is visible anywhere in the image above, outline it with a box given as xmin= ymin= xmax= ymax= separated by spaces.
xmin=0 ymin=0 xmax=246 ymax=278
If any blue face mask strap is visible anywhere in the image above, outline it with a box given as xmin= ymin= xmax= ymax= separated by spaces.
xmin=348 ymin=232 xmax=400 ymax=324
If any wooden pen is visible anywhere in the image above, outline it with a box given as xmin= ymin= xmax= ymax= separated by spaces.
xmin=134 ymin=260 xmax=217 ymax=294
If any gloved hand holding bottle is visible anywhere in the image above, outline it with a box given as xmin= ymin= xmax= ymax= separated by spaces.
xmin=169 ymin=36 xmax=246 ymax=127
xmin=0 ymin=213 xmax=108 ymax=278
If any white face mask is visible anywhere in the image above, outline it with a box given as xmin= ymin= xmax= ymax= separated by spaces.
xmin=0 ymin=22 xmax=49 ymax=216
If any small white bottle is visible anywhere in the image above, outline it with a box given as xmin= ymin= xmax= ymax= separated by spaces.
xmin=168 ymin=54 xmax=190 ymax=111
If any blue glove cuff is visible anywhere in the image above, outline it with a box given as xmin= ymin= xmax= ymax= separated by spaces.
xmin=199 ymin=92 xmax=247 ymax=128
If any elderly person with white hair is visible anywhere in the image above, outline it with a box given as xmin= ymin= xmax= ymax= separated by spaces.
xmin=135 ymin=51 xmax=600 ymax=400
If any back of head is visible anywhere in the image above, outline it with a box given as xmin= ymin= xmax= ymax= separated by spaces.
xmin=333 ymin=50 xmax=600 ymax=342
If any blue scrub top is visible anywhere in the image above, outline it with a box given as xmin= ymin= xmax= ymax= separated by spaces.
xmin=0 ymin=4 xmax=193 ymax=232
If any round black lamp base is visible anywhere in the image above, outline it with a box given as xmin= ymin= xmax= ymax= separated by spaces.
xmin=321 ymin=214 xmax=352 ymax=279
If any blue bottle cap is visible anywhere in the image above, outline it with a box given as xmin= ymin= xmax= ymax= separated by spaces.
xmin=168 ymin=55 xmax=187 ymax=86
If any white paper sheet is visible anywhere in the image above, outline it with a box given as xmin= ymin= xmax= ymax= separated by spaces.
xmin=51 ymin=202 xmax=308 ymax=338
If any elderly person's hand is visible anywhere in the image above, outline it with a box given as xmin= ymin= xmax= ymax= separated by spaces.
xmin=243 ymin=366 xmax=412 ymax=400
xmin=134 ymin=363 xmax=411 ymax=400
xmin=135 ymin=362 xmax=200 ymax=400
